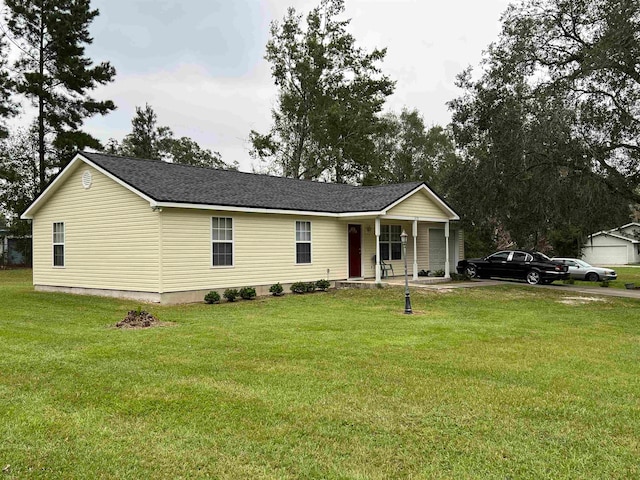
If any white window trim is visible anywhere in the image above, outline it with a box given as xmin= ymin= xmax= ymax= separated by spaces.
xmin=295 ymin=220 xmax=312 ymax=265
xmin=380 ymin=224 xmax=402 ymax=261
xmin=211 ymin=216 xmax=234 ymax=269
xmin=52 ymin=222 xmax=65 ymax=268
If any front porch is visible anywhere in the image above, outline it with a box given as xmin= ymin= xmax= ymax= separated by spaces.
xmin=345 ymin=216 xmax=463 ymax=283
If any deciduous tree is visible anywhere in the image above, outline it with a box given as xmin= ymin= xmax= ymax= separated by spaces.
xmin=365 ymin=109 xmax=457 ymax=189
xmin=448 ymin=55 xmax=630 ymax=255
xmin=0 ymin=36 xmax=17 ymax=139
xmin=0 ymin=127 xmax=40 ymax=236
xmin=112 ymin=104 xmax=232 ymax=169
xmin=250 ymin=0 xmax=394 ymax=183
xmin=499 ymin=0 xmax=640 ymax=201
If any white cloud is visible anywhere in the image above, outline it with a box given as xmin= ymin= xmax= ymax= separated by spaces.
xmin=83 ymin=63 xmax=277 ymax=169
xmin=8 ymin=0 xmax=511 ymax=172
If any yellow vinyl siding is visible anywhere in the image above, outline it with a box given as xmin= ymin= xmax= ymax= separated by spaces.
xmin=31 ymin=164 xmax=160 ymax=292
xmin=386 ymin=190 xmax=449 ymax=219
xmin=160 ymin=209 xmax=347 ymax=291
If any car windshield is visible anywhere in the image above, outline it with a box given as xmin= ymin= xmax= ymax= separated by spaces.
xmin=557 ymin=258 xmax=591 ymax=267
xmin=533 ymin=252 xmax=552 ymax=261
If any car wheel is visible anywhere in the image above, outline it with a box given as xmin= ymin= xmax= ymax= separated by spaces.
xmin=586 ymin=272 xmax=599 ymax=282
xmin=526 ymin=270 xmax=541 ymax=285
xmin=466 ymin=265 xmax=478 ymax=278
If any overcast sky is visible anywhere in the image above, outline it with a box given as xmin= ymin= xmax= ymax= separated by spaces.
xmin=44 ymin=1 xmax=511 ymax=171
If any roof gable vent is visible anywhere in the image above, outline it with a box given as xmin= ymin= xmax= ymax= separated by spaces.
xmin=82 ymin=170 xmax=92 ymax=189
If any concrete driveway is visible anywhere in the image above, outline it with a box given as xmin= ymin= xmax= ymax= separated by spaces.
xmin=340 ymin=276 xmax=640 ymax=300
xmin=411 ymin=278 xmax=640 ymax=299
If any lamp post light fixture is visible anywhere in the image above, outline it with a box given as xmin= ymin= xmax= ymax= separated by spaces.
xmin=400 ymin=229 xmax=413 ymax=314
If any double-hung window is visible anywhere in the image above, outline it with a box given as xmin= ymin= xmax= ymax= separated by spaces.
xmin=380 ymin=225 xmax=402 ymax=261
xmin=53 ymin=222 xmax=65 ymax=267
xmin=211 ymin=217 xmax=233 ymax=267
xmin=295 ymin=221 xmax=312 ymax=264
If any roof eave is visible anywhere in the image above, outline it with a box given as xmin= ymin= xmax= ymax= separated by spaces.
xmin=21 ymin=153 xmax=84 ymax=220
xmin=613 ymin=222 xmax=640 ymax=231
xmin=153 ymin=200 xmax=384 ymax=217
xmin=589 ymin=231 xmax=639 ymax=243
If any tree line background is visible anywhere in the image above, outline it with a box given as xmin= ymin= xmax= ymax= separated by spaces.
xmin=1 ymin=0 xmax=639 ymax=258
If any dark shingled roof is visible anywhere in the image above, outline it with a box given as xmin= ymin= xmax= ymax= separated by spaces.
xmin=80 ymin=151 xmax=426 ymax=214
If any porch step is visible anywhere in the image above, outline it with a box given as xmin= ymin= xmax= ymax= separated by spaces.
xmin=336 ymin=280 xmax=385 ymax=289
xmin=336 ymin=277 xmax=450 ymax=290
xmin=410 ymin=277 xmax=450 ymax=285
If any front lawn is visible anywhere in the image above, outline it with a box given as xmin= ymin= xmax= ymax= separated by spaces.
xmin=604 ymin=266 xmax=640 ymax=288
xmin=1 ymin=270 xmax=638 ymax=479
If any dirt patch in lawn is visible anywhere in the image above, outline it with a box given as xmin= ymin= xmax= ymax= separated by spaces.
xmin=116 ymin=310 xmax=169 ymax=329
xmin=558 ymin=296 xmax=606 ymax=306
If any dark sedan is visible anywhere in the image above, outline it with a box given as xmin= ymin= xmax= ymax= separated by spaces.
xmin=457 ymin=250 xmax=569 ymax=285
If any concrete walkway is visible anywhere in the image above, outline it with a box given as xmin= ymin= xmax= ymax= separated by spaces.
xmin=338 ymin=277 xmax=640 ymax=299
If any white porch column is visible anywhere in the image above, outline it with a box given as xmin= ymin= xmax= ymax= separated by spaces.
xmin=375 ymin=217 xmax=381 ymax=283
xmin=412 ymin=219 xmax=418 ymax=280
xmin=444 ymin=220 xmax=451 ymax=279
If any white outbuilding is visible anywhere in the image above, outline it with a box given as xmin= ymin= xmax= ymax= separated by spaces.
xmin=582 ymin=223 xmax=640 ymax=265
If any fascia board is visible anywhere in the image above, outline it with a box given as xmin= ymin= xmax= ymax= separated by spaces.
xmin=381 ymin=215 xmax=454 ymax=223
xmin=590 ymin=231 xmax=638 ymax=243
xmin=607 ymin=232 xmax=639 ymax=243
xmin=335 ymin=211 xmax=383 ymax=218
xmin=614 ymin=222 xmax=640 ymax=230
xmin=154 ymin=201 xmax=383 ymax=218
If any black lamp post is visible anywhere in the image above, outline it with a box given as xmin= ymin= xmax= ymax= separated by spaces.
xmin=400 ymin=229 xmax=413 ymax=314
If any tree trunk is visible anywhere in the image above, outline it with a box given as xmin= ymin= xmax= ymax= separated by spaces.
xmin=38 ymin=15 xmax=46 ymax=193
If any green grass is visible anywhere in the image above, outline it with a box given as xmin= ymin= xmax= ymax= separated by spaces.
xmin=1 ymin=269 xmax=639 ymax=479
xmin=605 ymin=266 xmax=640 ymax=288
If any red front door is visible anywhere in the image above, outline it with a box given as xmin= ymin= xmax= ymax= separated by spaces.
xmin=348 ymin=224 xmax=362 ymax=278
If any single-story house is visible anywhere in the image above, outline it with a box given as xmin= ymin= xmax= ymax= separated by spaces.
xmin=582 ymin=223 xmax=640 ymax=265
xmin=21 ymin=151 xmax=462 ymax=303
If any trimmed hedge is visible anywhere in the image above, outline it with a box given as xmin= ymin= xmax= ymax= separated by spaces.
xmin=223 ymin=288 xmax=239 ymax=302
xmin=269 ymin=283 xmax=284 ymax=296
xmin=290 ymin=282 xmax=307 ymax=294
xmin=239 ymin=286 xmax=257 ymax=300
xmin=204 ymin=291 xmax=220 ymax=304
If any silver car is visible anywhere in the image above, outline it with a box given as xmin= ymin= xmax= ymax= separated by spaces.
xmin=552 ymin=258 xmax=617 ymax=282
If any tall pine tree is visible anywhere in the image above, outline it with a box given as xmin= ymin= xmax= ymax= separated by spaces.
xmin=4 ymin=0 xmax=116 ymax=191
